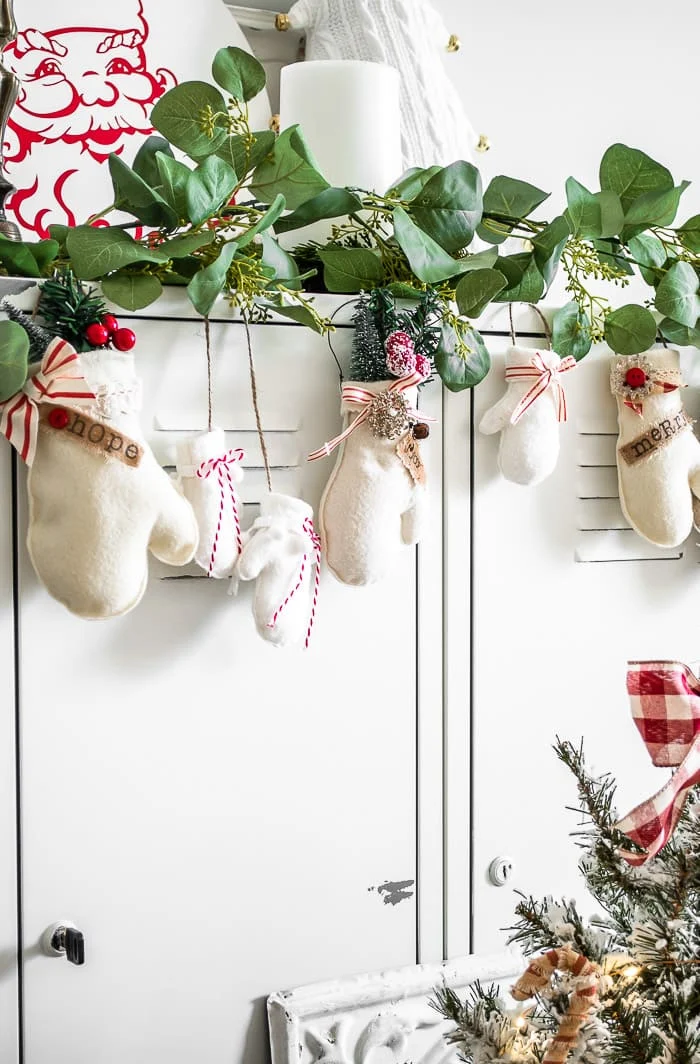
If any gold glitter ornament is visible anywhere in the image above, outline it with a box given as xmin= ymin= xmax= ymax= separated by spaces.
xmin=367 ymin=391 xmax=410 ymax=440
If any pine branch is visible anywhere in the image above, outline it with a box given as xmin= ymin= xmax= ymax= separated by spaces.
xmin=1 ymin=301 xmax=53 ymax=361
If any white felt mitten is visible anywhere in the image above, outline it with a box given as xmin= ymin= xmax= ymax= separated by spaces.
xmin=176 ymin=429 xmax=244 ymax=578
xmin=236 ymin=493 xmax=320 ymax=648
xmin=26 ymin=348 xmax=198 ymax=618
xmin=479 ymin=346 xmax=577 ymax=486
xmin=611 ymin=349 xmax=700 ymax=548
xmin=313 ymin=379 xmax=428 ymax=586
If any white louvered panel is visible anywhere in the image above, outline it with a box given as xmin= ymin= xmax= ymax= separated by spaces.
xmin=576 ymin=464 xmax=619 ymax=499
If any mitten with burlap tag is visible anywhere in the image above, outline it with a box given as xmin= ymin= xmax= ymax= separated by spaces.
xmin=610 ymin=348 xmax=700 ymax=548
xmin=236 ymin=493 xmax=320 ymax=648
xmin=479 ymin=345 xmax=577 ymax=486
xmin=310 ymin=375 xmax=429 ymax=586
xmin=25 ymin=347 xmax=198 ymax=618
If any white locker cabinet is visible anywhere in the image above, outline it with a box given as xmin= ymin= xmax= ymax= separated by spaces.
xmin=13 ymin=300 xmax=446 ymax=1064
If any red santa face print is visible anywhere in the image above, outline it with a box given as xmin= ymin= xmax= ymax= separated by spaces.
xmin=2 ymin=7 xmax=176 ymax=237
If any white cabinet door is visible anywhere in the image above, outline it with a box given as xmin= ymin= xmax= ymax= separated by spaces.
xmin=470 ymin=331 xmax=698 ymax=954
xmin=18 ymin=311 xmax=441 ymax=1063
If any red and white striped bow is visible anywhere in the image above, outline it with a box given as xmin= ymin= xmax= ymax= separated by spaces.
xmin=506 ymin=351 xmax=577 ymax=424
xmin=615 ymin=660 xmax=700 ymax=865
xmin=0 ymin=338 xmax=96 ymax=465
xmin=196 ymin=448 xmax=245 ymax=576
xmin=308 ymin=371 xmax=428 ymax=461
xmin=267 ymin=516 xmax=321 ymax=649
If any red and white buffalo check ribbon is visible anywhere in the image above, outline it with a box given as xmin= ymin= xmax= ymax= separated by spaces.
xmin=308 ymin=371 xmax=428 ymax=461
xmin=196 ymin=448 xmax=245 ymax=576
xmin=615 ymin=660 xmax=700 ymax=865
xmin=0 ymin=338 xmax=95 ymax=465
xmin=266 ymin=516 xmax=321 ymax=649
xmin=506 ymin=351 xmax=577 ymax=424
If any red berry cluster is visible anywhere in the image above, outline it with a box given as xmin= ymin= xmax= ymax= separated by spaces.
xmin=84 ymin=314 xmax=136 ymax=352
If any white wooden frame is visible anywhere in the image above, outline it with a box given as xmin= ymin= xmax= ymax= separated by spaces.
xmin=268 ymin=952 xmax=521 ymax=1064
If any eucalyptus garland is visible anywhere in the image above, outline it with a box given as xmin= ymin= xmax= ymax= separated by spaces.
xmin=0 ymin=46 xmax=698 ymax=398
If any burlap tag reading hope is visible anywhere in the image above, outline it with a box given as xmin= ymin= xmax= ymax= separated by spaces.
xmin=39 ymin=404 xmax=143 ymax=468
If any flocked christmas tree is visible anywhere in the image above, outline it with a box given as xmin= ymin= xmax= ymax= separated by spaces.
xmin=434 ymin=739 xmax=700 ymax=1064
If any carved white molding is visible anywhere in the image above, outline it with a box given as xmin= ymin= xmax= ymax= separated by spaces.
xmin=268 ymin=952 xmax=522 ymax=1064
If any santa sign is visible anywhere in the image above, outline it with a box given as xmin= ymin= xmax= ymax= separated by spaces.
xmin=3 ymin=0 xmax=271 ymax=238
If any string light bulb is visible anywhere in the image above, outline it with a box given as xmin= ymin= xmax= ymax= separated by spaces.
xmin=514 ymin=1014 xmax=528 ymax=1030
xmin=622 ymin=964 xmax=641 ymax=980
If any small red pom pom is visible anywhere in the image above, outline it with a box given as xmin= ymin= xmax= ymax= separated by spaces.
xmin=85 ymin=322 xmax=109 ymax=347
xmin=112 ymin=327 xmax=136 ymax=352
xmin=48 ymin=407 xmax=69 ymax=430
xmin=625 ymin=367 xmax=647 ymax=389
xmin=102 ymin=313 xmax=119 ymax=336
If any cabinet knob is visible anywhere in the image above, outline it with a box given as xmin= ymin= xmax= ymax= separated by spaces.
xmin=488 ymin=856 xmax=514 ymax=887
xmin=41 ymin=922 xmax=85 ymax=965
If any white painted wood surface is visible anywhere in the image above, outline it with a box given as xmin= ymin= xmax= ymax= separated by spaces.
xmin=268 ymin=951 xmax=521 ymax=1064
xmin=16 ymin=303 xmax=445 ymax=1063
xmin=470 ymin=334 xmax=700 ymax=953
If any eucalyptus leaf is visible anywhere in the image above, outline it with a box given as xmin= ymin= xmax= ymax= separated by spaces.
xmin=66 ymin=226 xmax=168 ymax=280
xmin=455 ymin=248 xmax=499 ymax=271
xmin=102 ymin=273 xmax=163 ymax=311
xmin=319 ymin=247 xmax=383 ymax=292
xmin=475 ymin=218 xmax=510 ymax=245
xmin=133 ymin=136 xmax=174 ymax=188
xmin=393 ymin=206 xmax=464 ymax=283
xmin=250 ymin=125 xmax=329 ymax=209
xmin=658 ymin=317 xmax=700 ymax=347
xmin=186 ymin=242 xmax=237 ymax=317
xmin=212 ymin=46 xmax=266 ymax=102
xmin=622 ymin=181 xmax=690 ymax=240
xmin=27 ymin=239 xmax=60 ymax=270
xmin=599 ymin=143 xmax=674 ymax=212
xmin=628 ymin=232 xmax=666 ymax=285
xmin=215 ymin=130 xmax=275 ymax=180
xmin=654 ymin=260 xmax=700 ymax=327
xmin=0 ymin=320 xmax=29 ymax=401
xmin=532 ymin=214 xmax=570 ymax=289
xmin=410 ymin=161 xmax=483 ymax=252
xmin=274 ymin=187 xmax=363 ymax=234
xmin=389 ymin=166 xmax=443 ymax=201
xmin=151 ymin=81 xmax=228 ymax=158
xmin=0 ymin=238 xmax=41 ymax=278
xmin=565 ymin=177 xmax=601 ymax=238
xmin=159 ymin=232 xmax=215 ymax=258
xmin=155 ymin=152 xmax=192 ymax=219
xmin=263 ymin=302 xmax=325 ymax=333
xmin=455 ymin=269 xmax=507 ymax=317
xmin=435 ymin=323 xmax=490 ymax=392
xmin=482 ymin=175 xmax=549 ymax=220
xmin=48 ymin=224 xmax=69 ymax=247
xmin=108 ymin=155 xmax=178 ymax=228
xmin=386 ymin=282 xmax=424 ymax=299
xmin=593 ymin=238 xmax=634 ymax=275
xmin=260 ymin=232 xmax=304 ymax=289
xmin=596 ymin=190 xmax=625 ymax=238
xmin=493 ymin=253 xmax=545 ymax=303
xmin=185 ymin=155 xmax=237 ymax=226
xmin=677 ymin=214 xmax=700 ymax=254
xmin=604 ymin=304 xmax=658 ymax=354
xmin=551 ymin=302 xmax=592 ymax=361
xmin=236 ymin=194 xmax=286 ymax=248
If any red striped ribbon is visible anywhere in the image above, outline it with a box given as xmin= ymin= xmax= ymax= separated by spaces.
xmin=266 ymin=516 xmax=321 ymax=649
xmin=506 ymin=351 xmax=577 ymax=424
xmin=196 ymin=448 xmax=245 ymax=577
xmin=308 ymin=371 xmax=428 ymax=461
xmin=0 ymin=338 xmax=96 ymax=465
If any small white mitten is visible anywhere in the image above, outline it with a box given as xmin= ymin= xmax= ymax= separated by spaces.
xmin=313 ymin=379 xmax=428 ymax=586
xmin=611 ymin=349 xmax=700 ymax=548
xmin=479 ymin=346 xmax=577 ymax=486
xmin=26 ymin=346 xmax=198 ymax=618
xmin=236 ymin=493 xmax=320 ymax=648
xmin=176 ymin=429 xmax=244 ymax=578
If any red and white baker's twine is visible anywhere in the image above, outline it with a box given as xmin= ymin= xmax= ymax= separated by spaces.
xmin=196 ymin=448 xmax=245 ymax=577
xmin=266 ymin=517 xmax=321 ymax=649
xmin=0 ymin=337 xmax=96 ymax=465
xmin=505 ymin=351 xmax=577 ymax=424
xmin=308 ymin=370 xmax=429 ymax=461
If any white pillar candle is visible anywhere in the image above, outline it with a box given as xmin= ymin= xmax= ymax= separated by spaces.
xmin=279 ymin=60 xmax=402 ymax=194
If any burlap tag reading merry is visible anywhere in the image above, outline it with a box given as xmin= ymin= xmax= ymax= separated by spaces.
xmin=619 ymin=410 xmax=692 ymax=466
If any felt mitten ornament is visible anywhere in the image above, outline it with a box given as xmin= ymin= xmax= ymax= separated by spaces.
xmin=176 ymin=429 xmax=244 ymax=578
xmin=6 ymin=341 xmax=199 ymax=618
xmin=610 ymin=349 xmax=700 ymax=548
xmin=479 ymin=346 xmax=577 ymax=485
xmin=310 ymin=373 xmax=429 ymax=585
xmin=236 ymin=493 xmax=320 ymax=648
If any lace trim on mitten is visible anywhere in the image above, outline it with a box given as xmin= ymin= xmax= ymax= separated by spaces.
xmin=93 ymin=379 xmax=143 ymax=421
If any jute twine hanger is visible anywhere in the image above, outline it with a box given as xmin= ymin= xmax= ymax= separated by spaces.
xmin=508 ymin=302 xmax=553 ymax=348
